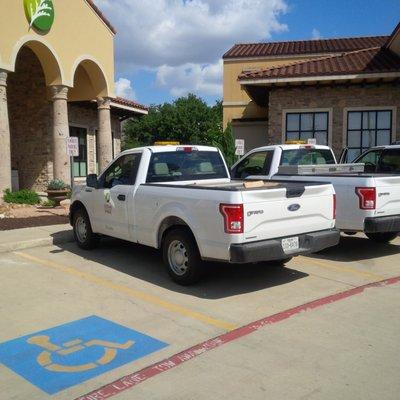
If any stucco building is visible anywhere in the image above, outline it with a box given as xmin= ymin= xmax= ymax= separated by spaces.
xmin=223 ymin=22 xmax=400 ymax=159
xmin=0 ymin=0 xmax=147 ymax=195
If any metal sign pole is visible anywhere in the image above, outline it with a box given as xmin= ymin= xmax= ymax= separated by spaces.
xmin=70 ymin=156 xmax=74 ymax=189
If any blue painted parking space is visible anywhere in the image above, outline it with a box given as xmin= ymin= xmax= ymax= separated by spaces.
xmin=0 ymin=315 xmax=168 ymax=395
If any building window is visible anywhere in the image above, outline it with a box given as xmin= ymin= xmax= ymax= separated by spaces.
xmin=70 ymin=126 xmax=87 ymax=178
xmin=285 ymin=112 xmax=328 ymax=145
xmin=346 ymin=110 xmax=392 ymax=162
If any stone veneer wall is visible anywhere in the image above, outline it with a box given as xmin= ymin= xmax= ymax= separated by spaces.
xmin=68 ymin=104 xmax=122 ymax=177
xmin=8 ymin=47 xmax=52 ymax=191
xmin=6 ymin=47 xmax=121 ymax=191
xmin=268 ymin=83 xmax=400 ymax=157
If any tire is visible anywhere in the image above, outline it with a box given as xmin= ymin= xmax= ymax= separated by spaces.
xmin=72 ymin=208 xmax=100 ymax=250
xmin=162 ymin=227 xmax=203 ymax=285
xmin=344 ymin=231 xmax=357 ymax=236
xmin=365 ymin=232 xmax=398 ymax=243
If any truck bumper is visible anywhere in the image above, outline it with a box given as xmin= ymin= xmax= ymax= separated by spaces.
xmin=364 ymin=215 xmax=400 ymax=233
xmin=229 ymin=229 xmax=340 ymax=264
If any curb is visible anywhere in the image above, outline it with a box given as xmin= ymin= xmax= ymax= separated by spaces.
xmin=0 ymin=230 xmax=74 ymax=253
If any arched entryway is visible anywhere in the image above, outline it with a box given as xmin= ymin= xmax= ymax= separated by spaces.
xmin=69 ymin=58 xmax=113 ymax=173
xmin=8 ymin=41 xmax=62 ymax=191
xmin=3 ymin=43 xmax=114 ymax=192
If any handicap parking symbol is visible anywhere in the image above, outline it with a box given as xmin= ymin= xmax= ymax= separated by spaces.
xmin=0 ymin=316 xmax=168 ymax=394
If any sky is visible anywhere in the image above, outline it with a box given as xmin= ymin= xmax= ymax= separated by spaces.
xmin=94 ymin=0 xmax=400 ymax=107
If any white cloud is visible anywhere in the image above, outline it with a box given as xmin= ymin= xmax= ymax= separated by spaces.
xmin=114 ymin=77 xmax=136 ymax=99
xmin=312 ymin=28 xmax=322 ymax=40
xmin=95 ymin=0 xmax=288 ymax=98
xmin=156 ymin=60 xmax=223 ymax=97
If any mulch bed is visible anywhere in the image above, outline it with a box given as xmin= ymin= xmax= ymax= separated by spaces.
xmin=0 ymin=215 xmax=69 ymax=231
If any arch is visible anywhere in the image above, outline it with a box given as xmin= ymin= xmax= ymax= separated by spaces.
xmin=10 ymin=35 xmax=65 ymax=86
xmin=70 ymin=55 xmax=110 ymax=100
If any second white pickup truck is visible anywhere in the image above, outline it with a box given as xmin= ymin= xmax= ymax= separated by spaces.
xmin=231 ymin=144 xmax=400 ymax=243
xmin=70 ymin=145 xmax=339 ymax=284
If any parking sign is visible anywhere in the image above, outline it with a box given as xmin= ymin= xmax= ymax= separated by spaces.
xmin=235 ymin=139 xmax=245 ymax=156
xmin=66 ymin=137 xmax=79 ymax=157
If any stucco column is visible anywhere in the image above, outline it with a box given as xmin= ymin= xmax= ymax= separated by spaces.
xmin=51 ymin=85 xmax=71 ymax=185
xmin=97 ymin=97 xmax=113 ymax=172
xmin=0 ymin=70 xmax=12 ymax=196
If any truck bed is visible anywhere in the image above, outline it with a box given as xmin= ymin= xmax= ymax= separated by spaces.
xmin=144 ymin=179 xmax=326 ymax=192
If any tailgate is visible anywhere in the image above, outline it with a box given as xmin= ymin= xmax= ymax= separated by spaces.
xmin=241 ymin=183 xmax=335 ymax=242
xmin=375 ymin=176 xmax=400 ymax=217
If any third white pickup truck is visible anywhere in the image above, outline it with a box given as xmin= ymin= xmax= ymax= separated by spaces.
xmin=70 ymin=145 xmax=339 ymax=284
xmin=232 ymin=144 xmax=400 ymax=243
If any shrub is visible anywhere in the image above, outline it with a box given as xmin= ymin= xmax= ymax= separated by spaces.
xmin=47 ymin=179 xmax=70 ymax=191
xmin=3 ymin=189 xmax=41 ymax=205
xmin=41 ymin=199 xmax=56 ymax=207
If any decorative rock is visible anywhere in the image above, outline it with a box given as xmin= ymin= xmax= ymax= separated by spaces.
xmin=60 ymin=199 xmax=71 ymax=209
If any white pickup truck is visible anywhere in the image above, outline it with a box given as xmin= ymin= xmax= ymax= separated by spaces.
xmin=231 ymin=144 xmax=400 ymax=243
xmin=70 ymin=145 xmax=339 ymax=284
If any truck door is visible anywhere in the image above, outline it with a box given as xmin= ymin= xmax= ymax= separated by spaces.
xmin=95 ymin=152 xmax=142 ymax=240
xmin=231 ymin=151 xmax=274 ymax=179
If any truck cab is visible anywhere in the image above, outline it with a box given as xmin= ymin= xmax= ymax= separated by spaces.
xmin=341 ymin=145 xmax=400 ymax=174
xmin=231 ymin=144 xmax=337 ymax=180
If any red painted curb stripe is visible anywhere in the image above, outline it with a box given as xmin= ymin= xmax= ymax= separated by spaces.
xmin=76 ymin=276 xmax=400 ymax=400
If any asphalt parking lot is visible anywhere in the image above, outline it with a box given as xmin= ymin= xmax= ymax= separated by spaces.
xmin=0 ymin=233 xmax=399 ymax=400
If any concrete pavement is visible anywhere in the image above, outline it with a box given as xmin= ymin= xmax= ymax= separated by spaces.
xmin=0 ymin=233 xmax=399 ymax=399
xmin=0 ymin=224 xmax=73 ymax=253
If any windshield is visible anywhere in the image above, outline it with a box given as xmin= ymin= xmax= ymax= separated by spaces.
xmin=281 ymin=149 xmax=335 ymax=166
xmin=146 ymin=150 xmax=228 ymax=183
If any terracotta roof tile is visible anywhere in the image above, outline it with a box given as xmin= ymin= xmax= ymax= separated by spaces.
xmin=112 ymin=97 xmax=149 ymax=112
xmin=86 ymin=0 xmax=116 ymax=34
xmin=224 ymin=36 xmax=389 ymax=59
xmin=238 ymin=47 xmax=400 ymax=81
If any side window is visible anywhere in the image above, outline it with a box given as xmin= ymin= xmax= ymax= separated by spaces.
xmin=378 ymin=149 xmax=400 ymax=173
xmin=233 ymin=152 xmax=272 ymax=179
xmin=101 ymin=153 xmax=142 ymax=189
xmin=356 ymin=150 xmax=381 ymax=173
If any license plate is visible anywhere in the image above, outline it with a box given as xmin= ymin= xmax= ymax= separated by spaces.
xmin=282 ymin=237 xmax=299 ymax=253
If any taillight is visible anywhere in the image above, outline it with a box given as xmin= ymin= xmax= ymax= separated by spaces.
xmin=355 ymin=187 xmax=376 ymax=210
xmin=333 ymin=194 xmax=337 ymax=219
xmin=219 ymin=204 xmax=244 ymax=234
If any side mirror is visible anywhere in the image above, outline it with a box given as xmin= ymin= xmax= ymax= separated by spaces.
xmin=86 ymin=174 xmax=98 ymax=188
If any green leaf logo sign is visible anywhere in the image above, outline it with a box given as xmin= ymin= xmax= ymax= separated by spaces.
xmin=24 ymin=0 xmax=55 ymax=32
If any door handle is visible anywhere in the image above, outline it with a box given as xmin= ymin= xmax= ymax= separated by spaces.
xmin=117 ymin=194 xmax=126 ymax=202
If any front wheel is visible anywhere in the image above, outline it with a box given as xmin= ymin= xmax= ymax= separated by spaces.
xmin=162 ymin=227 xmax=203 ymax=285
xmin=72 ymin=209 xmax=100 ymax=250
xmin=365 ymin=232 xmax=398 ymax=243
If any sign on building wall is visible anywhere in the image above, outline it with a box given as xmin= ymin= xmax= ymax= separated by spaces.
xmin=24 ymin=0 xmax=55 ymax=32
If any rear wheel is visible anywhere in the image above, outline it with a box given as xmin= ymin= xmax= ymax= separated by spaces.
xmin=72 ymin=208 xmax=100 ymax=250
xmin=162 ymin=227 xmax=203 ymax=285
xmin=365 ymin=232 xmax=398 ymax=243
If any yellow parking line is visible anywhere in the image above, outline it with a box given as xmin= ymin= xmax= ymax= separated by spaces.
xmin=295 ymin=256 xmax=385 ymax=281
xmin=15 ymin=251 xmax=236 ymax=332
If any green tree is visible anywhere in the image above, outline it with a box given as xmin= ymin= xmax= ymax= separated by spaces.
xmin=214 ymin=123 xmax=236 ymax=167
xmin=123 ymin=94 xmax=236 ymax=165
xmin=123 ymin=94 xmax=220 ymax=146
